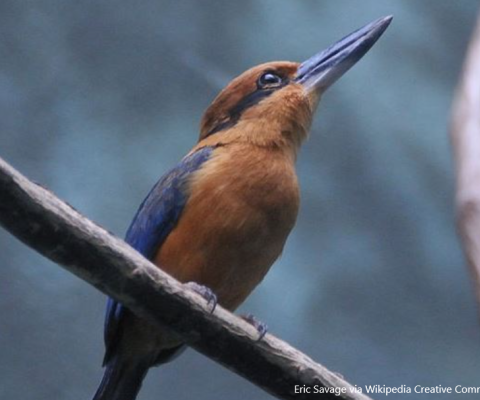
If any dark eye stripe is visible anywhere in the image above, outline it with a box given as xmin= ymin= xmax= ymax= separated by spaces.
xmin=206 ymin=79 xmax=289 ymax=137
xmin=206 ymin=89 xmax=275 ymax=136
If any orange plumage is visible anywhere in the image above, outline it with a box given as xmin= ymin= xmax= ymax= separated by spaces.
xmin=155 ymin=61 xmax=313 ymax=310
xmin=156 ymin=143 xmax=300 ymax=310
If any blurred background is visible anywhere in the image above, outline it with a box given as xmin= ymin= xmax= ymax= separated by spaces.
xmin=1 ymin=1 xmax=479 ymax=399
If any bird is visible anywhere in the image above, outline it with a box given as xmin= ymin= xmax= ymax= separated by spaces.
xmin=92 ymin=16 xmax=392 ymax=400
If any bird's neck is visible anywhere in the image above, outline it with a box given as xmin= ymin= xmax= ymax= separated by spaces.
xmin=195 ymin=118 xmax=307 ymax=163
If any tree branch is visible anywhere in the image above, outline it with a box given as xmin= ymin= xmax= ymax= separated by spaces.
xmin=0 ymin=156 xmax=372 ymax=400
xmin=451 ymin=10 xmax=480 ymax=317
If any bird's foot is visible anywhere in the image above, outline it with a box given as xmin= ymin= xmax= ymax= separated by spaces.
xmin=184 ymin=282 xmax=217 ymax=313
xmin=240 ymin=313 xmax=268 ymax=341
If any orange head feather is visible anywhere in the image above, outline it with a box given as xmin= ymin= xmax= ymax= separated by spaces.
xmin=199 ymin=62 xmax=315 ymax=149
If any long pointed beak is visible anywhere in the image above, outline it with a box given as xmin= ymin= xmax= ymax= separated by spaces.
xmin=295 ymin=16 xmax=392 ymax=93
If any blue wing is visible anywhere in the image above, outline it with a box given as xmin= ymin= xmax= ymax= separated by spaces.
xmin=103 ymin=146 xmax=213 ymax=365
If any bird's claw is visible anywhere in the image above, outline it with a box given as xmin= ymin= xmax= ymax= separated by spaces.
xmin=184 ymin=282 xmax=217 ymax=313
xmin=241 ymin=313 xmax=268 ymax=341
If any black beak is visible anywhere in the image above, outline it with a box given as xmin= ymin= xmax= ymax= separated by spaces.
xmin=295 ymin=16 xmax=392 ymax=93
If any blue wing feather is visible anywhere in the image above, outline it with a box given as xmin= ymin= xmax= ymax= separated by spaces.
xmin=102 ymin=147 xmax=213 ymax=365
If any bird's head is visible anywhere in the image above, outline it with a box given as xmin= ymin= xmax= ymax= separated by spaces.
xmin=199 ymin=16 xmax=392 ymax=153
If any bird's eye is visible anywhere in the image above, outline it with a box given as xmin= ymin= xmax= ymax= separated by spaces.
xmin=258 ymin=72 xmax=283 ymax=89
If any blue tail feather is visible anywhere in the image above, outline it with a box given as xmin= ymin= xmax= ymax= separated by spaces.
xmin=92 ymin=356 xmax=149 ymax=400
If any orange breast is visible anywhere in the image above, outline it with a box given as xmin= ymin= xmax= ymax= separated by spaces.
xmin=153 ymin=144 xmax=299 ymax=310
